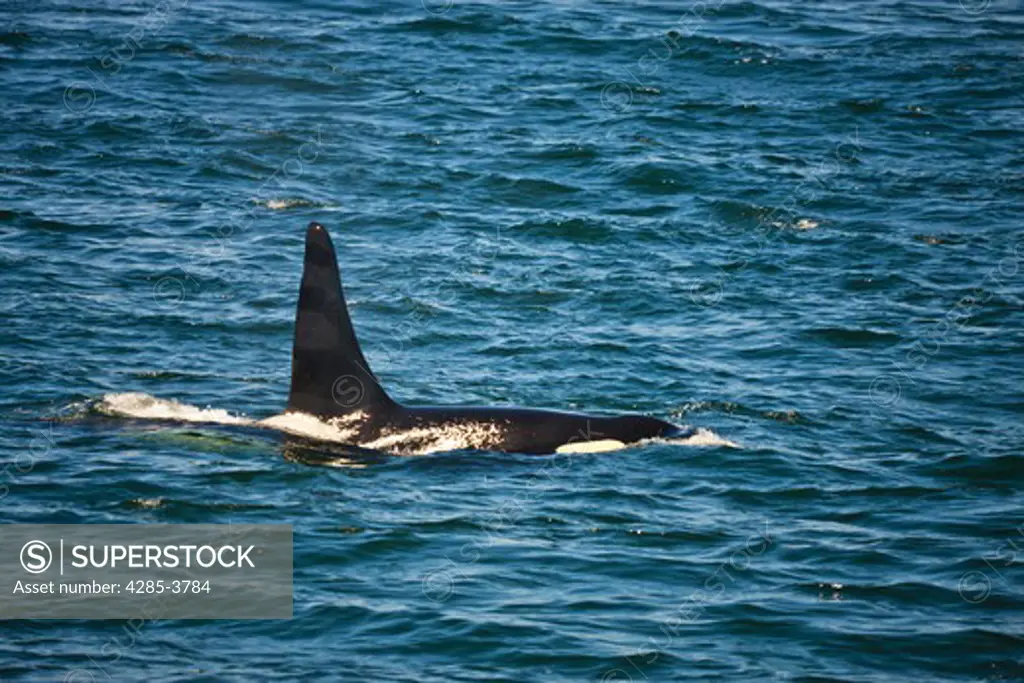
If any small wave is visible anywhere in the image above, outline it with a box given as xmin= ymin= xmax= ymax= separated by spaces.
xmin=218 ymin=34 xmax=292 ymax=49
xmin=840 ymin=97 xmax=886 ymax=113
xmin=805 ymin=326 xmax=902 ymax=347
xmin=669 ymin=427 xmax=740 ymax=448
xmin=390 ymin=13 xmax=520 ymax=35
xmin=260 ymin=198 xmax=316 ymax=210
xmin=0 ymin=31 xmax=31 ymax=47
xmin=766 ymin=216 xmax=823 ymax=232
xmin=97 ymin=392 xmax=252 ymax=425
xmin=126 ymin=498 xmax=165 ymax=509
xmin=639 ymin=427 xmax=739 ymax=449
xmin=616 ymin=162 xmax=693 ymax=195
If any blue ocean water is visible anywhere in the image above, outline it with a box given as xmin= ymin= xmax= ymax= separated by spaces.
xmin=2 ymin=0 xmax=1023 ymax=679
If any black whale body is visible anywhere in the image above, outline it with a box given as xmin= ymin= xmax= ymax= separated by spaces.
xmin=285 ymin=222 xmax=691 ymax=455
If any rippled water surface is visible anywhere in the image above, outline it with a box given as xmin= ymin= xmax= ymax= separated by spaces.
xmin=2 ymin=0 xmax=1023 ymax=680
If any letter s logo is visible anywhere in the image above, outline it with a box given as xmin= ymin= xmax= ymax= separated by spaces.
xmin=20 ymin=540 xmax=52 ymax=574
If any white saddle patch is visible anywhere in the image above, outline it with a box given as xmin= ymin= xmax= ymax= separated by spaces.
xmin=555 ymin=439 xmax=627 ymax=454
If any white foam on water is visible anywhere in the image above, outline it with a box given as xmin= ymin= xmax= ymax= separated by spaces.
xmin=261 ymin=198 xmax=312 ymax=210
xmin=646 ymin=427 xmax=740 ymax=449
xmin=98 ymin=393 xmax=253 ymax=425
xmin=675 ymin=427 xmax=740 ymax=448
xmin=319 ymin=458 xmax=369 ymax=469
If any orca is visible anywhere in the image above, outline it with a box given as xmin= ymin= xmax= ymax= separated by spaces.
xmin=285 ymin=222 xmax=693 ymax=455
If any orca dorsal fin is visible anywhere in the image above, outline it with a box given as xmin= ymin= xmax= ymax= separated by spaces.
xmin=287 ymin=222 xmax=394 ymax=417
